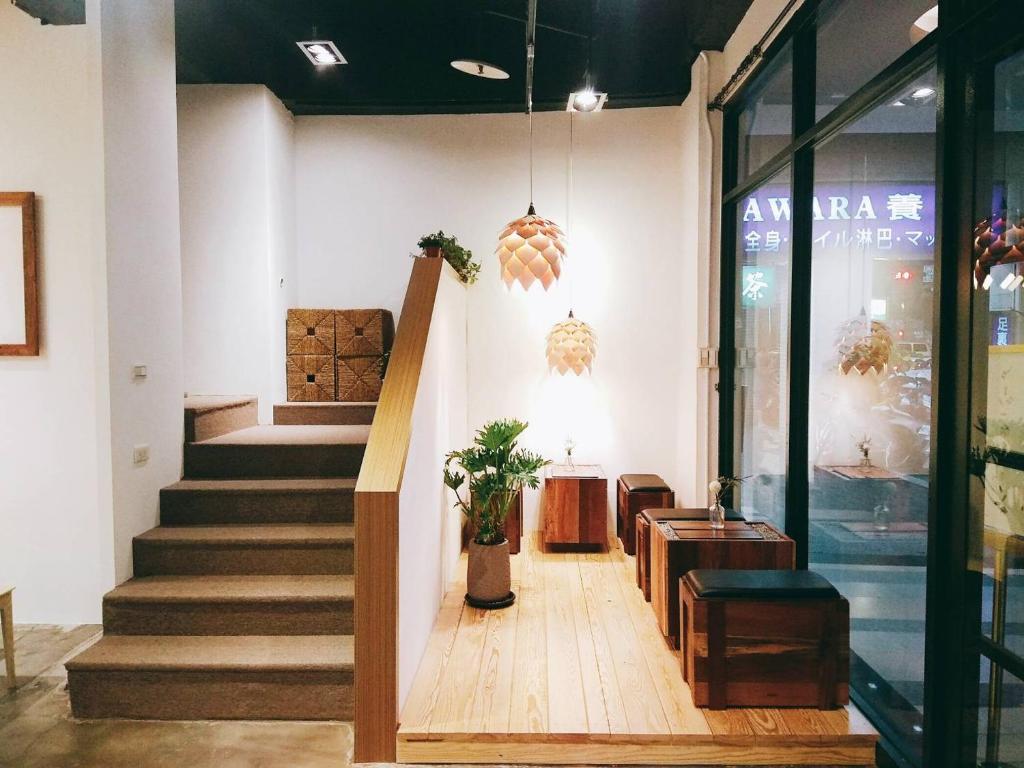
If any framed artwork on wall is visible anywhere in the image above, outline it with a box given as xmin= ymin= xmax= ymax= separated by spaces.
xmin=0 ymin=192 xmax=39 ymax=356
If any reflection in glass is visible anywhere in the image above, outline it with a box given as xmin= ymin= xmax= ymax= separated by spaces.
xmin=971 ymin=47 xmax=1024 ymax=768
xmin=736 ymin=40 xmax=792 ymax=182
xmin=815 ymin=0 xmax=937 ymax=122
xmin=807 ymin=65 xmax=938 ymax=764
xmin=733 ymin=167 xmax=792 ymax=529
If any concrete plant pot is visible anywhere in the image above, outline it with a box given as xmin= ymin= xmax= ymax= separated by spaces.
xmin=466 ymin=538 xmax=514 ymax=609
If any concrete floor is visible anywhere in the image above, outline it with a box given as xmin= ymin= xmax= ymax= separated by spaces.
xmin=0 ymin=625 xmax=351 ymax=768
xmin=0 ymin=625 xmax=866 ymax=768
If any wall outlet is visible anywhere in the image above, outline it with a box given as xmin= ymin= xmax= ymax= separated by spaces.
xmin=132 ymin=444 xmax=150 ymax=466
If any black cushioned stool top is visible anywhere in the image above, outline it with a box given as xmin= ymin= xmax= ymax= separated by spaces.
xmin=684 ymin=569 xmax=839 ymax=600
xmin=619 ymin=474 xmax=671 ymax=492
xmin=640 ymin=507 xmax=745 ymax=524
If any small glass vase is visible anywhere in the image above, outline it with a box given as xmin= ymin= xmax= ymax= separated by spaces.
xmin=708 ymin=501 xmax=726 ymax=530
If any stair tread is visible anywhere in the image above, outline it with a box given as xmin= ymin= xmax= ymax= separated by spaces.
xmin=184 ymin=395 xmax=258 ymax=414
xmin=197 ymin=425 xmax=370 ymax=446
xmin=66 ymin=634 xmax=353 ymax=671
xmin=163 ymin=478 xmax=356 ymax=493
xmin=274 ymin=402 xmax=377 ymax=408
xmin=105 ymin=575 xmax=353 ymax=603
xmin=136 ymin=524 xmax=353 ymax=545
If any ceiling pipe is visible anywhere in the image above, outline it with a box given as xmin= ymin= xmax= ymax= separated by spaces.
xmin=525 ymin=0 xmax=537 ymax=113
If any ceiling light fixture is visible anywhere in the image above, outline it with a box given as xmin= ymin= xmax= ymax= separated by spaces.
xmin=547 ymin=311 xmax=598 ymax=375
xmin=450 ymin=59 xmax=510 ymax=79
xmin=911 ymin=86 xmax=936 ymax=99
xmin=910 ymin=5 xmax=938 ymax=44
xmin=566 ymin=89 xmax=607 ymax=113
xmin=297 ymin=40 xmax=346 ymax=66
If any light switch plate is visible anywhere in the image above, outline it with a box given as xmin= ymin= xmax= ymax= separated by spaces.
xmin=132 ymin=365 xmax=148 ymax=380
xmin=133 ymin=444 xmax=150 ymax=465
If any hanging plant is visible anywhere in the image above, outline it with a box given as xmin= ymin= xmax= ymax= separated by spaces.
xmin=416 ymin=230 xmax=481 ymax=285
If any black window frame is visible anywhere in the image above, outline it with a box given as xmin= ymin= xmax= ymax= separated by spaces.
xmin=715 ymin=1 xmax=1015 ymax=766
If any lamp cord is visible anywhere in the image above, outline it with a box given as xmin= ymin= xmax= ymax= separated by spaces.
xmin=529 ymin=109 xmax=534 ymax=206
xmin=568 ymin=111 xmax=575 ymax=311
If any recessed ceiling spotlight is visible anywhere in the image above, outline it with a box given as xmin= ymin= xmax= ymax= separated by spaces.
xmin=451 ymin=59 xmax=510 ymax=79
xmin=297 ymin=40 xmax=346 ymax=66
xmin=566 ymin=89 xmax=607 ymax=113
xmin=892 ymin=99 xmax=907 ymax=107
xmin=912 ymin=86 xmax=936 ymax=99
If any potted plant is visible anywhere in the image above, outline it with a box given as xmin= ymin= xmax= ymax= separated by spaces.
xmin=416 ymin=230 xmax=481 ymax=285
xmin=444 ymin=419 xmax=550 ymax=608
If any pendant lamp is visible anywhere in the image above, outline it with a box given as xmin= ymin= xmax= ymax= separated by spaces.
xmin=546 ymin=311 xmax=597 ymax=375
xmin=496 ymin=111 xmax=567 ymax=290
xmin=835 ymin=311 xmax=894 ymax=376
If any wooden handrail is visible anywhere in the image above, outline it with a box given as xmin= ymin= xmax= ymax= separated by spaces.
xmin=354 ymin=256 xmax=444 ymax=762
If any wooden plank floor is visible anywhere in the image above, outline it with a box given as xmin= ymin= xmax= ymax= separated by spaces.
xmin=397 ymin=535 xmax=878 ymax=766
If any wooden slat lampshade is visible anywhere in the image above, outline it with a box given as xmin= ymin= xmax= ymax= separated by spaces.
xmin=546 ymin=311 xmax=596 ymax=375
xmin=496 ymin=204 xmax=567 ymax=291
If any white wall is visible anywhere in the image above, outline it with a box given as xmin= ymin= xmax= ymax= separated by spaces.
xmin=0 ymin=1 xmax=113 ymax=624
xmin=177 ymin=85 xmax=296 ymax=422
xmin=100 ymin=0 xmax=185 ymax=585
xmin=397 ymin=263 xmax=468 ymax=710
xmin=295 ymin=108 xmax=695 ymax=529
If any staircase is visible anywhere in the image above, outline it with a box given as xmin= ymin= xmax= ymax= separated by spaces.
xmin=66 ymin=396 xmax=376 ymax=721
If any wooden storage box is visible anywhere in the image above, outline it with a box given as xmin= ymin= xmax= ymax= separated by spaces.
xmin=635 ymin=507 xmax=744 ymax=600
xmin=336 ymin=309 xmax=394 ymax=357
xmin=679 ymin=569 xmax=849 ymax=709
xmin=286 ymin=355 xmax=336 ymax=402
xmin=651 ymin=520 xmax=795 ymax=648
xmin=286 ymin=309 xmax=336 ymax=356
xmin=616 ymin=474 xmax=674 ymax=555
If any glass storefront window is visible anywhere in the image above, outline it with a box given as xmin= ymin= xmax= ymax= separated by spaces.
xmin=970 ymin=46 xmax=1024 ymax=768
xmin=807 ymin=65 xmax=938 ymax=764
xmin=815 ymin=0 xmax=937 ymax=122
xmin=732 ymin=167 xmax=792 ymax=529
xmin=736 ymin=40 xmax=793 ymax=182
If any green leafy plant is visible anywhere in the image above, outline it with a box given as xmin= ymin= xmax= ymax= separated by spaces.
xmin=444 ymin=419 xmax=551 ymax=545
xmin=416 ymin=230 xmax=481 ymax=285
xmin=708 ymin=474 xmax=748 ymax=506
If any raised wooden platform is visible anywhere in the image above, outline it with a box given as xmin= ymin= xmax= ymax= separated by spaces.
xmin=397 ymin=535 xmax=877 ymax=765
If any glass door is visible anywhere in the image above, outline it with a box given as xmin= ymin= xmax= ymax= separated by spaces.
xmin=966 ymin=29 xmax=1024 ymax=768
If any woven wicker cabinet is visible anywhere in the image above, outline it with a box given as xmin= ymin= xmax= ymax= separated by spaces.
xmin=286 ymin=354 xmax=336 ymax=402
xmin=337 ymin=355 xmax=384 ymax=402
xmin=336 ymin=309 xmax=394 ymax=357
xmin=286 ymin=309 xmax=336 ymax=356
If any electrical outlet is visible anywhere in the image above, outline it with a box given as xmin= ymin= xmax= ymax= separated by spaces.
xmin=133 ymin=444 xmax=150 ymax=466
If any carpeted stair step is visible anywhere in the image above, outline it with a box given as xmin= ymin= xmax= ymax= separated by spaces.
xmin=103 ymin=575 xmax=354 ymax=635
xmin=184 ymin=395 xmax=258 ymax=443
xmin=183 ymin=425 xmax=369 ymax=479
xmin=66 ymin=634 xmax=353 ymax=720
xmin=273 ymin=402 xmax=377 ymax=426
xmin=160 ymin=478 xmax=355 ymax=525
xmin=133 ymin=524 xmax=354 ymax=576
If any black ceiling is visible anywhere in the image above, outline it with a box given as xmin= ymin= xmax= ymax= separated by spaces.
xmin=175 ymin=1 xmax=752 ymax=115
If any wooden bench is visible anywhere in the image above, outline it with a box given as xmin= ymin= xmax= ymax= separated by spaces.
xmin=679 ymin=569 xmax=849 ymax=709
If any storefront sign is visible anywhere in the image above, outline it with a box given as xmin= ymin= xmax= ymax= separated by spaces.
xmin=741 ymin=183 xmax=936 ymax=256
xmin=992 ymin=313 xmax=1016 ymax=346
xmin=741 ymin=265 xmax=776 ymax=307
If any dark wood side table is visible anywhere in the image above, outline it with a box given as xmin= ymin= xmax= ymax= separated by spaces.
xmin=543 ymin=464 xmax=606 ymax=548
xmin=650 ymin=520 xmax=795 ymax=648
xmin=636 ymin=508 xmax=745 ymax=601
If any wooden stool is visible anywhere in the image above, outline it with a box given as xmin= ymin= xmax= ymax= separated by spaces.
xmin=679 ymin=569 xmax=849 ymax=709
xmin=1 ymin=587 xmax=14 ymax=689
xmin=635 ymin=508 xmax=744 ymax=600
xmin=616 ymin=474 xmax=673 ymax=555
